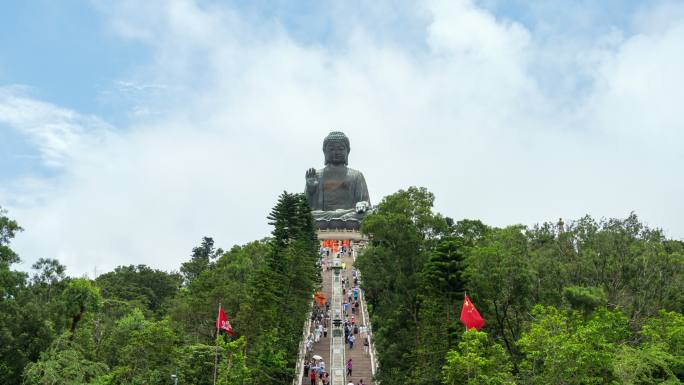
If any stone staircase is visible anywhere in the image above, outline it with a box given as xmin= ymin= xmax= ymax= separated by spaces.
xmin=296 ymin=245 xmax=376 ymax=385
xmin=340 ymin=252 xmax=374 ymax=385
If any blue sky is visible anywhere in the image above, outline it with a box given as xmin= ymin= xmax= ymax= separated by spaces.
xmin=1 ymin=0 xmax=683 ymax=276
xmin=0 ymin=0 xmax=646 ymax=112
xmin=0 ymin=1 xmax=148 ymax=116
xmin=0 ymin=1 xmax=148 ymax=182
xmin=0 ymin=0 xmax=656 ymax=126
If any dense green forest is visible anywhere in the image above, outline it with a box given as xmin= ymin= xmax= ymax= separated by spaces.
xmin=0 ymin=191 xmax=320 ymax=385
xmin=2 ymin=186 xmax=683 ymax=384
xmin=356 ymin=187 xmax=684 ymax=385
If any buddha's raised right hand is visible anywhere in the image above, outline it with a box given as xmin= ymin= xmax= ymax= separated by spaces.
xmin=306 ymin=168 xmax=319 ymax=190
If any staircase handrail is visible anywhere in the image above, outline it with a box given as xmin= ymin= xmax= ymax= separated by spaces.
xmin=292 ymin=301 xmax=314 ymax=385
xmin=357 ymin=271 xmax=379 ymax=379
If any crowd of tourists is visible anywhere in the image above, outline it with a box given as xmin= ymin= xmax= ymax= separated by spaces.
xmin=304 ymin=299 xmax=331 ymax=384
xmin=304 ymin=242 xmax=370 ymax=385
xmin=341 ymin=270 xmax=370 ymax=356
xmin=343 ymin=264 xmax=369 ymax=385
xmin=304 ymin=358 xmax=329 ymax=385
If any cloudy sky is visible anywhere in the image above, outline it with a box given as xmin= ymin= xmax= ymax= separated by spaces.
xmin=1 ymin=0 xmax=683 ymax=277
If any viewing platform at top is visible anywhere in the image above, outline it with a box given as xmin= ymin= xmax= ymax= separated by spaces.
xmin=316 ymin=229 xmax=367 ymax=241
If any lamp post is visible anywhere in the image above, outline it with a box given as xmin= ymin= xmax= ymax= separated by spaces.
xmin=332 ymin=262 xmax=342 ymax=275
xmin=331 ymin=261 xmax=342 ymax=283
xmin=332 ymin=316 xmax=343 ymax=337
xmin=171 ymin=374 xmax=178 ymax=385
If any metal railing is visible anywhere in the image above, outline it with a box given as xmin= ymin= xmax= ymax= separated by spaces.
xmin=356 ymin=271 xmax=379 ymax=379
xmin=292 ymin=303 xmax=313 ymax=385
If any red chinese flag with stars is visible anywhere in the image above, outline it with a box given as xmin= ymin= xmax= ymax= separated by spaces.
xmin=460 ymin=294 xmax=485 ymax=330
xmin=216 ymin=304 xmax=235 ymax=336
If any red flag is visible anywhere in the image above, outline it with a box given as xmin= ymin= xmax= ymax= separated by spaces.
xmin=460 ymin=294 xmax=485 ymax=331
xmin=216 ymin=304 xmax=235 ymax=336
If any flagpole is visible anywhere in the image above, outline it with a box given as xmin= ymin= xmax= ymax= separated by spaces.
xmin=463 ymin=293 xmax=467 ymax=332
xmin=214 ymin=303 xmax=220 ymax=385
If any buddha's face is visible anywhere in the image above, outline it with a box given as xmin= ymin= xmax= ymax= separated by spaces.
xmin=324 ymin=142 xmax=349 ymax=165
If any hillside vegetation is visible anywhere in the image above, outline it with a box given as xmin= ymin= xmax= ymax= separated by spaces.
xmin=1 ymin=187 xmax=682 ymax=384
xmin=0 ymin=191 xmax=319 ymax=385
xmin=357 ymin=187 xmax=683 ymax=385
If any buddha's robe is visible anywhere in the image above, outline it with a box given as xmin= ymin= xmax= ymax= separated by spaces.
xmin=305 ymin=165 xmax=370 ymax=227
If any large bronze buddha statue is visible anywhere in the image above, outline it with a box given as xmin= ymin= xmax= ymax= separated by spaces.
xmin=305 ymin=131 xmax=371 ymax=230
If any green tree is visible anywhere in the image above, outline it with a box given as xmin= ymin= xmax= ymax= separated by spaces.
xmin=517 ymin=305 xmax=629 ymax=385
xmin=356 ymin=187 xmax=448 ymax=384
xmin=410 ymin=236 xmax=470 ymax=384
xmin=241 ymin=192 xmax=318 ymax=384
xmin=612 ymin=344 xmax=681 ymax=385
xmin=175 ymin=343 xmax=216 ymax=385
xmin=443 ymin=329 xmax=514 ymax=385
xmin=0 ymin=206 xmax=25 ymax=302
xmin=170 ymin=241 xmax=268 ymax=344
xmin=0 ymin=207 xmax=32 ymax=384
xmin=170 ymin=192 xmax=318 ymax=385
xmin=566 ymin=214 xmax=684 ymax=324
xmin=101 ymin=309 xmax=177 ymax=385
xmin=181 ymin=237 xmax=222 ymax=285
xmin=524 ymin=222 xmax=569 ymax=306
xmin=216 ymin=336 xmax=252 ymax=385
xmin=639 ymin=310 xmax=684 ymax=379
xmin=249 ymin=330 xmax=289 ymax=385
xmin=62 ymin=278 xmax=102 ymax=336
xmin=30 ymin=258 xmax=67 ymax=303
xmin=562 ymin=286 xmax=607 ymax=316
xmin=22 ymin=334 xmax=108 ymax=385
xmin=95 ymin=264 xmax=181 ymax=317
xmin=463 ymin=225 xmax=535 ymax=359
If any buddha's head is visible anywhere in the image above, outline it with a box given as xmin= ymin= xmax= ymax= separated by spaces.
xmin=323 ymin=131 xmax=350 ymax=166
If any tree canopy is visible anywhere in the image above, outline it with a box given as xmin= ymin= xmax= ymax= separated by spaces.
xmin=356 ymin=190 xmax=684 ymax=385
xmin=1 ymin=190 xmax=682 ymax=384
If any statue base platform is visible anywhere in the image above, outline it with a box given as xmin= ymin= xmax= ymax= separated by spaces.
xmin=316 ymin=229 xmax=366 ymax=241
xmin=313 ymin=216 xmax=363 ymax=231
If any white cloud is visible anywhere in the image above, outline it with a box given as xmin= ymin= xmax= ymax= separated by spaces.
xmin=0 ymin=87 xmax=111 ymax=168
xmin=427 ymin=0 xmax=531 ymax=58
xmin=3 ymin=0 xmax=684 ymax=276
